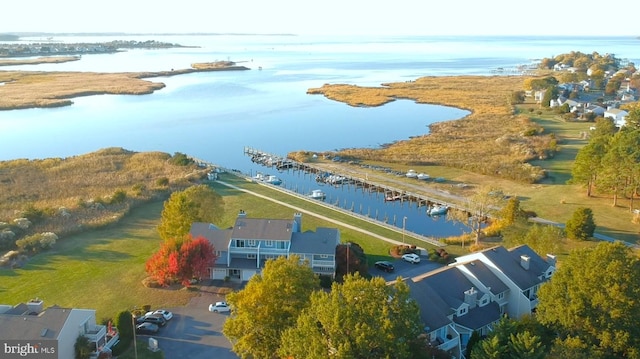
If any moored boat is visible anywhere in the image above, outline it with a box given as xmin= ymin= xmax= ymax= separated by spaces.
xmin=406 ymin=169 xmax=418 ymax=178
xmin=429 ymin=205 xmax=449 ymax=216
xmin=417 ymin=173 xmax=430 ymax=180
xmin=309 ymin=189 xmax=326 ymax=200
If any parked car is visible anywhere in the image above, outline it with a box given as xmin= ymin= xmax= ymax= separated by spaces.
xmin=140 ymin=314 xmax=167 ymax=327
xmin=401 ymin=253 xmax=421 ymax=264
xmin=145 ymin=309 xmax=173 ymax=321
xmin=209 ymin=301 xmax=231 ymax=313
xmin=374 ymin=261 xmax=394 ymax=272
xmin=136 ymin=322 xmax=159 ymax=334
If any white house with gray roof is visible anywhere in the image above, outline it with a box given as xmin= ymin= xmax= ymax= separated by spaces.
xmin=0 ymin=299 xmax=118 ymax=359
xmin=408 ymin=264 xmax=503 ymax=358
xmin=405 ymin=245 xmax=554 ymax=357
xmin=452 ymin=245 xmax=555 ymax=318
xmin=190 ymin=211 xmax=339 ymax=281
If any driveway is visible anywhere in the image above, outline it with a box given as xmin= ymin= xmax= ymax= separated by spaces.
xmin=138 ymin=281 xmax=239 ymax=359
xmin=373 ymin=256 xmax=443 ymax=282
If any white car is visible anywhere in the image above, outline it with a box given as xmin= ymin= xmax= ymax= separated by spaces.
xmin=145 ymin=309 xmax=173 ymax=321
xmin=401 ymin=253 xmax=421 ymax=264
xmin=209 ymin=301 xmax=230 ymax=313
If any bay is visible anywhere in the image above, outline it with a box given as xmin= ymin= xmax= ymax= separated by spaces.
xmin=1 ymin=34 xmax=639 ymax=238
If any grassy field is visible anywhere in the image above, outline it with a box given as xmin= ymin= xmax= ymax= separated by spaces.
xmin=0 ymin=172 xmax=447 ymax=321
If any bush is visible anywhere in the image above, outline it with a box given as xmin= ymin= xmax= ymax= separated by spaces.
xmin=169 ymin=152 xmax=194 ymax=166
xmin=15 ymin=233 xmax=57 ymax=253
xmin=156 ymin=177 xmax=169 ymax=187
xmin=110 ymin=189 xmax=127 ymax=204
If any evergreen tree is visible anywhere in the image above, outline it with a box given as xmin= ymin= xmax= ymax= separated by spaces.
xmin=565 ymin=207 xmax=595 ymax=240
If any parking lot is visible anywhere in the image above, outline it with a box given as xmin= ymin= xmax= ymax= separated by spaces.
xmin=137 ymin=281 xmax=239 ymax=359
xmin=374 ymin=255 xmax=443 ymax=282
xmin=135 ymin=256 xmax=440 ymax=358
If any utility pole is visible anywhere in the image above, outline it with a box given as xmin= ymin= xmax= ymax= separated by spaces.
xmin=402 ymin=216 xmax=407 ymax=244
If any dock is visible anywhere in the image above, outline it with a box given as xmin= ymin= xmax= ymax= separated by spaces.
xmin=244 ymin=147 xmax=467 ymax=214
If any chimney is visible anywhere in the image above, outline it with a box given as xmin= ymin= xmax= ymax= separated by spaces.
xmin=520 ymin=255 xmax=530 ymax=270
xmin=546 ymin=254 xmax=557 ymax=266
xmin=293 ymin=213 xmax=302 ymax=233
xmin=463 ymin=287 xmax=478 ymax=309
xmin=238 ymin=209 xmax=246 ymax=218
xmin=27 ymin=298 xmax=44 ymax=314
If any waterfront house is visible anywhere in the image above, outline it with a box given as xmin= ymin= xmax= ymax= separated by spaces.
xmin=0 ymin=299 xmax=118 ymax=359
xmin=452 ymin=245 xmax=556 ymax=318
xmin=190 ymin=211 xmax=340 ymax=281
xmin=604 ymin=107 xmax=629 ymax=127
xmin=408 ymin=265 xmax=501 ymax=358
xmin=406 ymin=245 xmax=555 ymax=356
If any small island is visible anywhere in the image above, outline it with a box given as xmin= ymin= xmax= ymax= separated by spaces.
xmin=0 ymin=60 xmax=249 ymax=110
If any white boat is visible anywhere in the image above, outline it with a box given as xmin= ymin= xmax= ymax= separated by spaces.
xmin=405 ymin=169 xmax=418 ymax=178
xmin=417 ymin=173 xmax=430 ymax=180
xmin=309 ymin=189 xmax=326 ymax=200
xmin=429 ymin=205 xmax=449 ymax=216
xmin=264 ymin=175 xmax=282 ymax=185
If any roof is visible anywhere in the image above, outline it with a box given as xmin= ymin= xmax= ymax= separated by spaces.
xmin=289 ymin=227 xmax=340 ymax=255
xmin=457 ymin=260 xmax=509 ymax=295
xmin=0 ymin=306 xmax=72 ymax=340
xmin=190 ymin=222 xmax=231 ymax=250
xmin=480 ymin=245 xmax=550 ymax=290
xmin=406 ymin=280 xmax=452 ymax=331
xmin=231 ymin=218 xmax=295 ymax=240
xmin=454 ymin=301 xmax=501 ymax=330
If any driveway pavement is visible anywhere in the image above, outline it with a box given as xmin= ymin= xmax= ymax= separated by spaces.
xmin=374 ymin=255 xmax=443 ymax=282
xmin=137 ymin=281 xmax=239 ymax=359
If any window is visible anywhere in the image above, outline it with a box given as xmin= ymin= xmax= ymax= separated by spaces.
xmin=458 ymin=307 xmax=467 ymax=315
xmin=319 ymin=254 xmax=329 ymax=259
xmin=248 ymin=240 xmax=257 ymax=247
xmin=236 ymin=240 xmax=245 ymax=248
xmin=497 ymin=293 xmax=504 ymax=300
xmin=265 ymin=240 xmax=274 ymax=247
xmin=247 ymin=254 xmax=256 ymax=259
xmin=215 ymin=251 xmax=222 ymax=257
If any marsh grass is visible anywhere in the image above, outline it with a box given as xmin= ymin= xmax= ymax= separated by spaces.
xmin=0 ymin=147 xmax=208 ymax=241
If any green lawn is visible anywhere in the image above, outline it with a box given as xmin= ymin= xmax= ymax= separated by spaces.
xmin=0 ymin=172 xmax=449 ymax=322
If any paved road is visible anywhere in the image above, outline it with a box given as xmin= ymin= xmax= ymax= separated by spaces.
xmin=139 ymin=282 xmax=238 ymax=359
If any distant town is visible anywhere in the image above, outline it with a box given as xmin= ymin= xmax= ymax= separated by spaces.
xmin=0 ymin=39 xmax=191 ymax=58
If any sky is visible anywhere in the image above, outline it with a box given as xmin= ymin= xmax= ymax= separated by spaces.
xmin=3 ymin=0 xmax=639 ymax=36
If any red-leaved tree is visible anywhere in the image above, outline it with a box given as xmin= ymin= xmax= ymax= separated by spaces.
xmin=145 ymin=235 xmax=216 ymax=287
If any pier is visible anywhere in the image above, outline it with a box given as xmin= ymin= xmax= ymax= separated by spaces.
xmin=244 ymin=147 xmax=467 ymax=214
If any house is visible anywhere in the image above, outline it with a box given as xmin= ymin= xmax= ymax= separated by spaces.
xmin=406 ymin=245 xmax=555 ymax=356
xmin=190 ymin=211 xmax=340 ymax=281
xmin=452 ymin=245 xmax=555 ymax=318
xmin=0 ymin=299 xmax=118 ymax=359
xmin=408 ymin=265 xmax=502 ymax=357
xmin=604 ymin=107 xmax=629 ymax=127
xmin=584 ymin=103 xmax=605 ymax=117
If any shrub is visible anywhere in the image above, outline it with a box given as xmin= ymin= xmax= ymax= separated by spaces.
xmin=15 ymin=232 xmax=57 ymax=253
xmin=566 ymin=207 xmax=595 ymax=240
xmin=156 ymin=177 xmax=169 ymax=187
xmin=13 ymin=217 xmax=31 ymax=230
xmin=169 ymin=152 xmax=194 ymax=166
xmin=110 ymin=189 xmax=127 ymax=204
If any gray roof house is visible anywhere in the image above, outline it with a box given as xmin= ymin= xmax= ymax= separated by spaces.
xmin=190 ymin=211 xmax=340 ymax=281
xmin=404 ymin=245 xmax=555 ymax=357
xmin=408 ymin=265 xmax=502 ymax=358
xmin=0 ymin=299 xmax=118 ymax=359
xmin=452 ymin=245 xmax=556 ymax=318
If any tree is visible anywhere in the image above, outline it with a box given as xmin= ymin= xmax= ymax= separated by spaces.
xmin=536 ymin=242 xmax=640 ymax=358
xmin=564 ymin=207 xmax=595 ymax=240
xmin=502 ymin=223 xmax=563 ymax=257
xmin=278 ymin=274 xmax=426 ymax=359
xmin=449 ymin=187 xmax=503 ymax=246
xmin=145 ymin=235 xmax=216 ymax=286
xmin=569 ymin=117 xmax=614 ymax=196
xmin=157 ymin=184 xmax=224 ymax=243
xmin=470 ymin=317 xmax=552 ymax=359
xmin=75 ymin=335 xmax=92 ymax=359
xmin=223 ymin=256 xmax=320 ymax=359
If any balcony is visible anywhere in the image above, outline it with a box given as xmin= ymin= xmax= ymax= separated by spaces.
xmin=84 ymin=325 xmax=106 ymax=343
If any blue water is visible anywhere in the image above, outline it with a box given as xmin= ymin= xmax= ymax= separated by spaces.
xmin=1 ymin=34 xmax=639 ymax=237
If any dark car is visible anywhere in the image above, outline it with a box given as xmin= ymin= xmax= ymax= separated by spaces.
xmin=140 ymin=313 xmax=167 ymax=327
xmin=136 ymin=322 xmax=159 ymax=334
xmin=374 ymin=261 xmax=394 ymax=272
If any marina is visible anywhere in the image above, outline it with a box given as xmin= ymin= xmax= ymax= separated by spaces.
xmin=242 ymin=147 xmax=474 ymax=241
